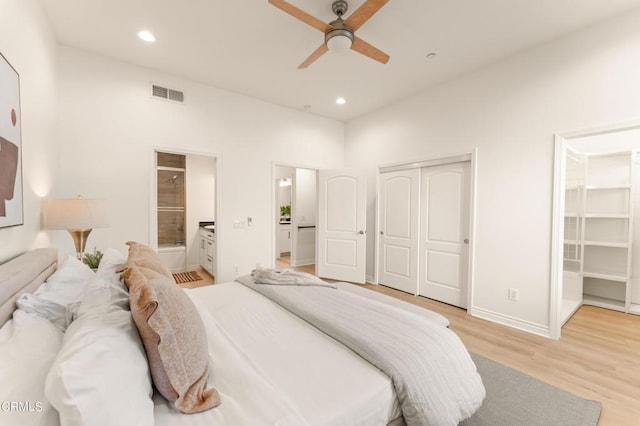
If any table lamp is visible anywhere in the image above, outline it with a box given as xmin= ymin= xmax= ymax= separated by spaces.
xmin=45 ymin=195 xmax=109 ymax=259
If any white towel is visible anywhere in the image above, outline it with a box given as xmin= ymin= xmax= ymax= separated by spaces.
xmin=250 ymin=268 xmax=336 ymax=288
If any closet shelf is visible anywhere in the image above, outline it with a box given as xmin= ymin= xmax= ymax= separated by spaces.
xmin=582 ymin=241 xmax=629 ymax=248
xmin=582 ymin=271 xmax=628 ymax=282
xmin=582 ymin=295 xmax=626 ymax=312
xmin=584 ymin=213 xmax=629 ymax=219
xmin=584 ymin=184 xmax=631 ymax=190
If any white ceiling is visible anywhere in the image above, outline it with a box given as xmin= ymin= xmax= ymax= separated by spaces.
xmin=40 ymin=0 xmax=640 ymax=121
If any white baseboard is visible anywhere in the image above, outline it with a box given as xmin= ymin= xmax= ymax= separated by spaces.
xmin=365 ymin=275 xmax=376 ymax=284
xmin=470 ymin=306 xmax=551 ymax=338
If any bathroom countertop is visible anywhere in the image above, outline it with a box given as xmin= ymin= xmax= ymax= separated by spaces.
xmin=199 ymin=221 xmax=215 ymax=231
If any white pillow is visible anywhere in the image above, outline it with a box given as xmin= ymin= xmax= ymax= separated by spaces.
xmin=16 ymin=256 xmax=94 ymax=330
xmin=94 ymin=248 xmax=127 ymax=283
xmin=0 ymin=310 xmax=63 ymax=426
xmin=77 ymin=248 xmax=129 ymax=315
xmin=45 ymin=249 xmax=154 ymax=426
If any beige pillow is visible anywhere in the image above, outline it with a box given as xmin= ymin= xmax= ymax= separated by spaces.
xmin=121 ymin=243 xmax=220 ymax=414
xmin=125 ymin=241 xmax=173 ymax=279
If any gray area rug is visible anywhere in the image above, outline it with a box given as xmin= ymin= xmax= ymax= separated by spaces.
xmin=461 ymin=353 xmax=601 ymax=426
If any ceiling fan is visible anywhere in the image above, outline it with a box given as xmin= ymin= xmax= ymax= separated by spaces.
xmin=268 ymin=0 xmax=390 ymax=69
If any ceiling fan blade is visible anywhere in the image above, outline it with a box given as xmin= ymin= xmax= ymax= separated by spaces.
xmin=351 ymin=36 xmax=390 ymax=64
xmin=268 ymin=0 xmax=331 ymax=33
xmin=298 ymin=43 xmax=329 ymax=69
xmin=344 ymin=0 xmax=389 ymax=31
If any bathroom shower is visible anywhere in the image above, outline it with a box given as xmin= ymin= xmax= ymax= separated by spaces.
xmin=154 ymin=150 xmax=217 ymax=274
xmin=157 ymin=153 xmax=186 ymax=248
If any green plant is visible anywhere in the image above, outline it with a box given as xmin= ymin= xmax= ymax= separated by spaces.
xmin=83 ymin=248 xmax=104 ymax=269
xmin=280 ymin=204 xmax=291 ymax=216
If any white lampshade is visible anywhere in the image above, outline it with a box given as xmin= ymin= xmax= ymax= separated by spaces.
xmin=326 ymin=34 xmax=352 ymax=53
xmin=45 ymin=196 xmax=109 ymax=230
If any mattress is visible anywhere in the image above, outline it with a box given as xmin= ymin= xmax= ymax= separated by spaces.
xmin=153 ymin=281 xmax=402 ymax=426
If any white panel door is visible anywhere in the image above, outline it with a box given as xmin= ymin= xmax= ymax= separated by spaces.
xmin=317 ymin=169 xmax=367 ymax=283
xmin=378 ymin=169 xmax=420 ymax=294
xmin=419 ymin=162 xmax=471 ymax=308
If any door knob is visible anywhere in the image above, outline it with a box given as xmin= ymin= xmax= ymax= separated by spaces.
xmin=463 ymin=239 xmax=469 ymax=244
xmin=359 ymin=230 xmax=365 ymax=235
xmin=380 ymin=231 xmax=384 ymax=235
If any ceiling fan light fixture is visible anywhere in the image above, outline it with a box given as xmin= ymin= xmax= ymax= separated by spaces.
xmin=325 ymin=20 xmax=354 ymax=54
xmin=269 ymin=0 xmax=390 ymax=68
xmin=326 ymin=33 xmax=353 ymax=53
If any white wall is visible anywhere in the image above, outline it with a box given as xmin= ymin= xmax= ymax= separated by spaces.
xmin=0 ymin=0 xmax=58 ymax=262
xmin=294 ymin=168 xmax=316 ymax=227
xmin=292 ymin=168 xmax=316 ymax=265
xmin=186 ymin=154 xmax=216 ymax=269
xmin=55 ymin=47 xmax=344 ymax=281
xmin=344 ymin=10 xmax=640 ymax=335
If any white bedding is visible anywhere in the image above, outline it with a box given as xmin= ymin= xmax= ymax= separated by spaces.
xmin=1 ymin=248 xmax=472 ymax=426
xmin=152 ymin=282 xmax=402 ymax=426
xmin=0 ymin=311 xmax=63 ymax=426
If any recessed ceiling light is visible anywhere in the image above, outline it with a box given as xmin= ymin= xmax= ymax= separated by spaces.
xmin=336 ymin=97 xmax=346 ymax=105
xmin=138 ymin=30 xmax=156 ymax=43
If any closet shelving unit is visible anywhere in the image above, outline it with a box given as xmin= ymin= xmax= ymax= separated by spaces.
xmin=580 ymin=151 xmax=634 ymax=313
xmin=561 ymin=149 xmax=584 ymax=323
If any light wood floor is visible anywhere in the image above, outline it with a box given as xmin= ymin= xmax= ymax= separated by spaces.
xmin=364 ymin=286 xmax=640 ymax=426
xmin=186 ymin=259 xmax=640 ymax=425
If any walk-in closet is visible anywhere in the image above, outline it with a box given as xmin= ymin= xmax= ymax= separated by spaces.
xmin=560 ymin=129 xmax=640 ymax=326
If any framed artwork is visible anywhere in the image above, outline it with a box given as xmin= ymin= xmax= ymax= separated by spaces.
xmin=0 ymin=52 xmax=23 ymax=228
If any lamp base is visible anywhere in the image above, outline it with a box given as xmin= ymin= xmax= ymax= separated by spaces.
xmin=68 ymin=229 xmax=93 ymax=261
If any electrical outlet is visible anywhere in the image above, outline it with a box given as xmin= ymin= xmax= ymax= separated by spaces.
xmin=233 ymin=265 xmax=239 ymax=273
xmin=508 ymin=288 xmax=519 ymax=301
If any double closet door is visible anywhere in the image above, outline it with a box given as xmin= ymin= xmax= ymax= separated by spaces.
xmin=378 ymin=160 xmax=471 ymax=308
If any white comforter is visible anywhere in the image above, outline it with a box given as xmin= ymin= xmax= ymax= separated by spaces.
xmin=238 ymin=276 xmax=485 ymax=425
xmin=153 ymin=282 xmax=402 ymax=426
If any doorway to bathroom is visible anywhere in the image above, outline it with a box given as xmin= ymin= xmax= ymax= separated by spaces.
xmin=153 ymin=150 xmax=217 ymax=275
xmin=274 ymin=165 xmax=317 ymax=272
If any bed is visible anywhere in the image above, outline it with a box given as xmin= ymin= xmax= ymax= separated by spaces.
xmin=0 ymin=244 xmax=485 ymax=426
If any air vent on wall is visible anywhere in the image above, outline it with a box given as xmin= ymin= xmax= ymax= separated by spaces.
xmin=152 ymin=84 xmax=184 ymax=103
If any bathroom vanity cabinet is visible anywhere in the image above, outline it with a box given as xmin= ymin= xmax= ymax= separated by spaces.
xmin=278 ymin=224 xmax=291 ymax=256
xmin=199 ymin=228 xmax=216 ymax=278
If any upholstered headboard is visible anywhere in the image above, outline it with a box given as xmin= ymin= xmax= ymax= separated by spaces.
xmin=0 ymin=248 xmax=58 ymax=326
